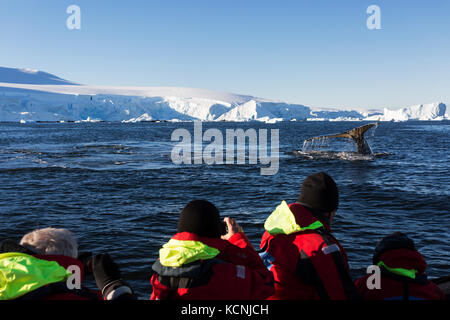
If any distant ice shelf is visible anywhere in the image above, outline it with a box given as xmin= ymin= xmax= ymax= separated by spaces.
xmin=0 ymin=67 xmax=447 ymax=123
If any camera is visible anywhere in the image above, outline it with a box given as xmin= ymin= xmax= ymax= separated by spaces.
xmin=220 ymin=221 xmax=228 ymax=236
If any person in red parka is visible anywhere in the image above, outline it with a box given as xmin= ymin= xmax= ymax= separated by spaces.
xmin=259 ymin=172 xmax=360 ymax=300
xmin=150 ymin=200 xmax=274 ymax=300
xmin=355 ymin=232 xmax=445 ymax=300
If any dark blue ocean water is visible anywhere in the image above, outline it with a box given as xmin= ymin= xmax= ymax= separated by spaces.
xmin=0 ymin=121 xmax=448 ymax=299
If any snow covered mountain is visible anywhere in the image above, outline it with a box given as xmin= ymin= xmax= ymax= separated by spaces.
xmin=0 ymin=67 xmax=77 ymax=85
xmin=0 ymin=67 xmax=447 ymax=122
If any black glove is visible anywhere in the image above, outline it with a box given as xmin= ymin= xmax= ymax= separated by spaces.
xmin=92 ymin=253 xmax=121 ymax=290
xmin=92 ymin=253 xmax=135 ymax=300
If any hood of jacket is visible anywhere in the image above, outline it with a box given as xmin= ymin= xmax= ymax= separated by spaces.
xmin=264 ymin=201 xmax=326 ymax=236
xmin=0 ymin=252 xmax=72 ymax=300
xmin=377 ymin=248 xmax=427 ymax=280
xmin=157 ymin=232 xmax=223 ymax=268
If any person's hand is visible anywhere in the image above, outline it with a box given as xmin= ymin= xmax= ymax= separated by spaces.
xmin=221 ymin=217 xmax=244 ymax=240
xmin=92 ymin=253 xmax=135 ymax=300
xmin=92 ymin=253 xmax=122 ymax=293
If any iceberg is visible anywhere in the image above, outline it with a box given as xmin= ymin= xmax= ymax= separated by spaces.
xmin=122 ymin=113 xmax=153 ymax=123
xmin=0 ymin=67 xmax=447 ymax=123
xmin=382 ymin=102 xmax=447 ymax=122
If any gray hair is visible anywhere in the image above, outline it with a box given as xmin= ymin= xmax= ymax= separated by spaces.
xmin=20 ymin=227 xmax=78 ymax=258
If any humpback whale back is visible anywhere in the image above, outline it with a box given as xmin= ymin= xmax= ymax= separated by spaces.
xmin=304 ymin=123 xmax=380 ymax=155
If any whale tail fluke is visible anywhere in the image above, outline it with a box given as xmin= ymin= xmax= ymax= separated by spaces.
xmin=304 ymin=123 xmax=380 ymax=155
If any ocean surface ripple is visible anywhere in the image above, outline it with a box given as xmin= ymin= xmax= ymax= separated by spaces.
xmin=0 ymin=121 xmax=448 ymax=298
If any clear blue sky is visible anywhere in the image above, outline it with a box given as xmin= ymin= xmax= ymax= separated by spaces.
xmin=1 ymin=0 xmax=449 ymax=109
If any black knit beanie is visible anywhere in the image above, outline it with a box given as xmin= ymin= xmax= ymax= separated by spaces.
xmin=372 ymin=232 xmax=417 ymax=265
xmin=177 ymin=200 xmax=223 ymax=238
xmin=297 ymin=172 xmax=339 ymax=213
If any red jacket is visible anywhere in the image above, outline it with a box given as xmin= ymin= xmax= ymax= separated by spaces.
xmin=21 ymin=255 xmax=101 ymax=300
xmin=259 ymin=202 xmax=359 ymax=300
xmin=150 ymin=232 xmax=274 ymax=300
xmin=355 ymin=249 xmax=445 ymax=300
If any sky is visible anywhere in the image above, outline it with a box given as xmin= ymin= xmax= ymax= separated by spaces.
xmin=0 ymin=0 xmax=449 ymax=110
